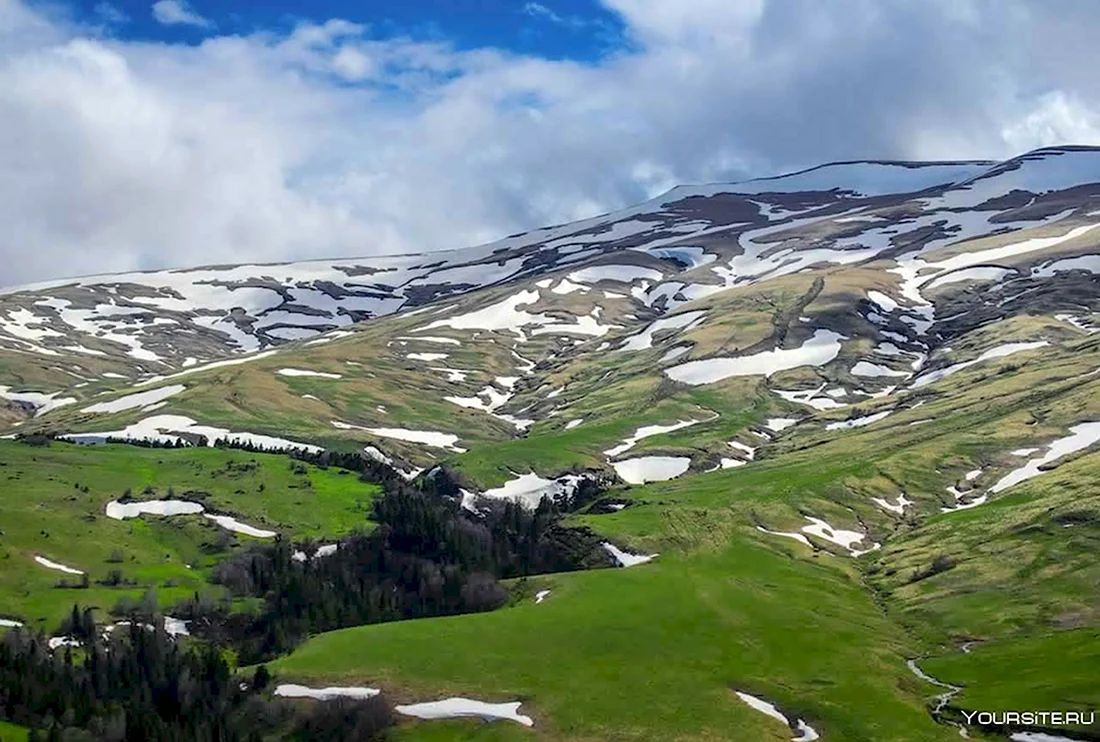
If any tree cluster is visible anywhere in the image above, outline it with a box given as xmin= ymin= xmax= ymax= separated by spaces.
xmin=205 ymin=466 xmax=609 ymax=663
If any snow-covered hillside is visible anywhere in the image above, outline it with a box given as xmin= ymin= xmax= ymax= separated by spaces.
xmin=2 ymin=145 xmax=1100 ymax=415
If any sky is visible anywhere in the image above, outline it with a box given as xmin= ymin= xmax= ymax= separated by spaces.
xmin=2 ymin=0 xmax=1100 ymax=285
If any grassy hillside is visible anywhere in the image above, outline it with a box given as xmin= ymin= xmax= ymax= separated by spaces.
xmin=0 ymin=721 xmax=29 ymax=742
xmin=0 ymin=440 xmax=379 ymax=628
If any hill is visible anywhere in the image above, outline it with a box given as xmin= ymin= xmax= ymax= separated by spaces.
xmin=3 ymin=146 xmax=1100 ymax=741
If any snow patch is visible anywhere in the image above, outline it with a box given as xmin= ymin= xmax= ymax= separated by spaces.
xmin=82 ymin=385 xmax=186 ymax=414
xmin=912 ymin=341 xmax=1049 ymax=388
xmin=734 ymin=691 xmax=820 ymax=741
xmin=106 ymin=499 xmax=204 ymax=519
xmin=666 ymin=330 xmax=844 ymax=385
xmin=204 ymin=514 xmax=277 ymax=539
xmin=825 ymin=410 xmax=892 ymax=431
xmin=395 ymin=698 xmax=533 ymax=727
xmin=612 ymin=456 xmax=691 ymax=484
xmin=872 ymin=493 xmax=913 ymax=515
xmin=0 ymin=386 xmax=77 ymax=417
xmin=851 ymin=361 xmax=910 ymax=378
xmin=275 ymin=684 xmax=381 ymax=701
xmin=277 ymin=368 xmax=343 ymax=379
xmin=604 ymin=417 xmax=708 ymax=458
xmin=618 ymin=311 xmax=706 ymax=352
xmin=480 ymin=472 xmax=583 ymax=509
xmin=602 ymin=542 xmax=658 ymax=567
xmin=63 ymin=414 xmax=322 ymax=453
xmin=992 ymin=422 xmax=1100 ymax=493
xmin=358 ymin=426 xmax=466 ymax=452
xmin=35 ymin=556 xmax=83 ymax=575
xmin=764 ymin=418 xmax=798 ymax=432
xmin=568 ymin=265 xmax=664 ymax=284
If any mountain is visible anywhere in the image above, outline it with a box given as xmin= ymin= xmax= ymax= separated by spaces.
xmin=2 ymin=146 xmax=1100 ymax=741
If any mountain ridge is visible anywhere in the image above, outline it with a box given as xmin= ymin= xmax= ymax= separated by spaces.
xmin=2 ymin=144 xmax=1100 ymax=740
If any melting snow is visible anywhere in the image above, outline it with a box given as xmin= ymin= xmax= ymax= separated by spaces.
xmin=82 ymin=385 xmax=186 ymax=414
xmin=481 ymin=473 xmax=583 ymax=509
xmin=825 ymin=410 xmax=892 ymax=430
xmin=604 ymin=418 xmax=707 ymax=458
xmin=764 ymin=418 xmax=798 ymax=432
xmin=618 ymin=311 xmax=706 ymax=352
xmin=137 ymin=350 xmax=280 ymax=387
xmin=991 ymin=422 xmax=1100 ymax=493
xmin=912 ymin=341 xmax=1049 ymax=388
xmin=851 ymin=361 xmax=910 ymax=378
xmin=395 ymin=698 xmax=534 ymax=727
xmin=0 ymin=386 xmax=77 ymax=417
xmin=734 ymin=691 xmax=820 ymax=741
xmin=63 ymin=414 xmax=322 ymax=453
xmin=612 ymin=456 xmax=691 ymax=484
xmin=568 ymin=265 xmax=664 ymax=284
xmin=867 ymin=291 xmax=900 ymax=312
xmin=1032 ymin=254 xmax=1100 ymax=277
xmin=565 ymin=418 xmax=584 ymax=430
xmin=926 ymin=266 xmax=1014 ymax=290
xmin=666 ymin=330 xmax=844 ymax=385
xmin=360 ymin=426 xmax=466 ymax=452
xmin=872 ymin=493 xmax=913 ymax=515
xmin=0 ymin=619 xmax=23 ymax=628
xmin=397 ymin=335 xmax=461 ymax=345
xmin=277 ymin=369 xmax=343 ymax=379
xmin=163 ymin=616 xmax=190 ymax=637
xmin=430 ymin=367 xmax=468 ymax=383
xmin=106 ymin=499 xmax=204 ymax=519
xmin=760 ymin=517 xmax=878 ymax=556
xmin=727 ymin=440 xmax=756 ymax=460
xmin=35 ymin=556 xmax=84 ymax=575
xmin=551 ymin=278 xmax=588 ymax=294
xmin=275 ymin=684 xmax=381 ymax=701
xmin=602 ymin=542 xmax=659 ymax=567
xmin=773 ymin=386 xmax=847 ymax=411
xmin=535 ymin=590 xmax=551 ymax=604
xmin=406 ymin=352 xmax=449 ymax=362
xmin=363 ymin=445 xmax=392 ymax=466
xmin=204 ymin=514 xmax=277 ymax=538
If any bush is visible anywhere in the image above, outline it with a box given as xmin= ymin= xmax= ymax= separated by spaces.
xmin=907 ymin=554 xmax=956 ymax=583
xmin=293 ymin=697 xmax=393 ymax=742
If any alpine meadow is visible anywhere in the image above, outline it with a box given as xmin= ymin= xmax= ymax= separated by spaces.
xmin=3 ymin=144 xmax=1100 ymax=741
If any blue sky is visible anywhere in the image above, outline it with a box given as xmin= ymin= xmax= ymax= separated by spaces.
xmin=3 ymin=0 xmax=1100 ymax=283
xmin=74 ymin=0 xmax=626 ymax=59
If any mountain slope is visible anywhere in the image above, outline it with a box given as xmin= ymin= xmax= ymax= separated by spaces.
xmin=3 ymin=145 xmax=1100 ymax=741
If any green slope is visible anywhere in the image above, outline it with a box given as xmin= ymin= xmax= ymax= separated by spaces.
xmin=0 ymin=440 xmax=379 ymax=627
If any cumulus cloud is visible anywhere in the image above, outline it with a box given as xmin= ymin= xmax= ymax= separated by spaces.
xmin=151 ymin=0 xmax=212 ymax=28
xmin=2 ymin=0 xmax=1100 ymax=286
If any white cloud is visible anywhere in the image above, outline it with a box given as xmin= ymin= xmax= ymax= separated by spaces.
xmin=151 ymin=0 xmax=212 ymax=28
xmin=2 ymin=0 xmax=1100 ymax=286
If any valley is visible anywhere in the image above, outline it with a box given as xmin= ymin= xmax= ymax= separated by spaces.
xmin=2 ymin=146 xmax=1100 ymax=741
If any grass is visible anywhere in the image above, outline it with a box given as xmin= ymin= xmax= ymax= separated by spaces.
xmin=922 ymin=628 xmax=1100 ymax=734
xmin=0 ymin=440 xmax=379 ymax=627
xmin=4 ymin=265 xmax=1100 ymax=740
xmin=272 ymin=539 xmax=954 ymax=742
xmin=0 ymin=721 xmax=29 ymax=742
